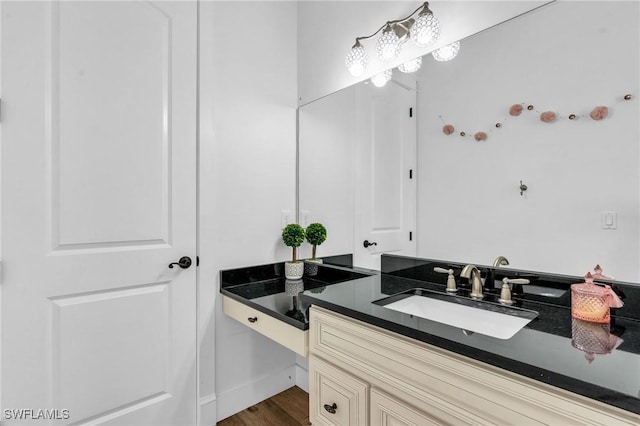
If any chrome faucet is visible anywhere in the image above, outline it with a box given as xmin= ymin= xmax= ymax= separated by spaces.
xmin=460 ymin=264 xmax=484 ymax=300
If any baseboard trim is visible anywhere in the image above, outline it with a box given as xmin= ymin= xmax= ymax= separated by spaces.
xmin=216 ymin=365 xmax=296 ymax=421
xmin=295 ymin=364 xmax=309 ymax=393
xmin=199 ymin=393 xmax=217 ymax=426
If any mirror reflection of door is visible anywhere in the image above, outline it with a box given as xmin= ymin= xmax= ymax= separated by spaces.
xmin=354 ymin=79 xmax=417 ymax=270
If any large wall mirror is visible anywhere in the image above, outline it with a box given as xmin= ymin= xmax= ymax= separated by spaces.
xmin=298 ymin=1 xmax=640 ymax=281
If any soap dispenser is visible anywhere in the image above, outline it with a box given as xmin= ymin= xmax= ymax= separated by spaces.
xmin=571 ymin=272 xmax=623 ymax=324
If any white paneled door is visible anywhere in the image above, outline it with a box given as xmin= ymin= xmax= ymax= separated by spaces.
xmin=1 ymin=2 xmax=197 ymax=425
xmin=354 ymin=80 xmax=417 ymax=270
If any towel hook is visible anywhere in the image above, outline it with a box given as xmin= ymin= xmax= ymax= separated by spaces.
xmin=520 ymin=180 xmax=528 ymax=196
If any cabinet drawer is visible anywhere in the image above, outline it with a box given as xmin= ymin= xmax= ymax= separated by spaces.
xmin=222 ymin=295 xmax=308 ymax=357
xmin=310 ymin=356 xmax=368 ymax=426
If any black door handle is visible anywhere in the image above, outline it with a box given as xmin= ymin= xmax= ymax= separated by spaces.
xmin=363 ymin=240 xmax=378 ymax=248
xmin=168 ymin=256 xmax=192 ymax=269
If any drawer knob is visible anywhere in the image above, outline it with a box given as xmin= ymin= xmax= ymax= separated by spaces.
xmin=323 ymin=403 xmax=337 ymax=414
xmin=247 ymin=317 xmax=258 ymax=323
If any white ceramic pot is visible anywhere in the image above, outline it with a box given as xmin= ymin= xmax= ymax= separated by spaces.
xmin=285 ymin=261 xmax=304 ymax=280
xmin=304 ymin=258 xmax=323 ymax=276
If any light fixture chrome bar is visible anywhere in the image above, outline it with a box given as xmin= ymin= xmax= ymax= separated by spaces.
xmin=346 ymin=2 xmax=440 ymax=77
xmin=352 ymin=2 xmax=430 ymax=44
xmin=393 ymin=18 xmax=415 ymax=41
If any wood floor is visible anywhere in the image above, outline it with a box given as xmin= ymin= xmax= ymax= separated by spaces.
xmin=217 ymin=386 xmax=311 ymax=426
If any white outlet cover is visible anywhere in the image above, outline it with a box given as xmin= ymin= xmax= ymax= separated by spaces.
xmin=300 ymin=210 xmax=310 ymax=227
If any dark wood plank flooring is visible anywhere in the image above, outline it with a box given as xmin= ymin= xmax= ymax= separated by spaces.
xmin=217 ymin=386 xmax=310 ymax=426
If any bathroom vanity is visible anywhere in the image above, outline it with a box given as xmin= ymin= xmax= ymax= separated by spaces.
xmin=221 ymin=255 xmax=640 ymax=424
xmin=308 ymin=306 xmax=638 ymax=425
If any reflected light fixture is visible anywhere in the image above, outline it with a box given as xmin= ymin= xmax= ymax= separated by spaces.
xmin=432 ymin=41 xmax=461 ymax=61
xmin=398 ymin=56 xmax=422 ymax=73
xmin=345 ymin=2 xmax=439 ymax=76
xmin=371 ymin=69 xmax=392 ymax=87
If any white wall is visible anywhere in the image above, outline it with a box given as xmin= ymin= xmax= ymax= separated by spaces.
xmin=417 ymin=1 xmax=640 ymax=281
xmin=199 ymin=1 xmax=300 ymax=423
xmin=198 ymin=4 xmax=217 ymax=423
xmin=297 ymin=1 xmax=550 ymax=105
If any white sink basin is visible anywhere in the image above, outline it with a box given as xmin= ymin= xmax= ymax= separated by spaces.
xmin=375 ymin=290 xmax=538 ymax=340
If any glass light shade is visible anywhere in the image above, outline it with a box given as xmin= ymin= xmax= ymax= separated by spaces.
xmin=410 ymin=12 xmax=440 ymax=47
xmin=370 ymin=69 xmax=392 ymax=87
xmin=432 ymin=41 xmax=461 ymax=62
xmin=345 ymin=43 xmax=369 ymax=76
xmin=398 ymin=57 xmax=422 ymax=73
xmin=376 ymin=28 xmax=401 ymax=61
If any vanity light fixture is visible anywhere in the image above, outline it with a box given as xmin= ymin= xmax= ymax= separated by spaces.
xmin=376 ymin=24 xmax=402 ymax=61
xmin=345 ymin=2 xmax=440 ymax=76
xmin=410 ymin=3 xmax=441 ymax=47
xmin=432 ymin=40 xmax=461 ymax=61
xmin=371 ymin=69 xmax=393 ymax=87
xmin=345 ymin=40 xmax=369 ymax=77
xmin=398 ymin=56 xmax=423 ymax=73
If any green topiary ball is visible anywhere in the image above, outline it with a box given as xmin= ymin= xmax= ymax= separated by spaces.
xmin=282 ymin=224 xmax=306 ymax=248
xmin=306 ymin=223 xmax=327 ymax=246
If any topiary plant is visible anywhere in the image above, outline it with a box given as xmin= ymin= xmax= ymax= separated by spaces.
xmin=282 ymin=223 xmax=306 ymax=263
xmin=306 ymin=223 xmax=327 ymax=260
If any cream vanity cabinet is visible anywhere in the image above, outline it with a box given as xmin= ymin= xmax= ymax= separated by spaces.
xmin=309 ymin=306 xmax=640 ymax=426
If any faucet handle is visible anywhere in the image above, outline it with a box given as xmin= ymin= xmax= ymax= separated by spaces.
xmin=434 ymin=267 xmax=457 ymax=293
xmin=498 ymin=277 xmax=530 ymax=305
xmin=505 ymin=278 xmax=530 ymax=285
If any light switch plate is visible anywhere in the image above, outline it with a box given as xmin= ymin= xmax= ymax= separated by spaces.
xmin=601 ymin=211 xmax=617 ymax=229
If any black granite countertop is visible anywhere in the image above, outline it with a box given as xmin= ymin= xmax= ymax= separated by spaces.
xmin=220 ymin=255 xmax=640 ymax=416
xmin=220 ymin=256 xmax=372 ymax=330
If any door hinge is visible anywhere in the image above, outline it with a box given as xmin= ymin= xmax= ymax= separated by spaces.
xmin=409 ymin=232 xmax=413 ymax=241
xmin=409 ymin=107 xmax=413 ymax=118
xmin=409 ymin=169 xmax=413 ymax=179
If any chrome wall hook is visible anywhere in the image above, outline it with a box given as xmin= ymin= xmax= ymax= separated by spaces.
xmin=520 ymin=180 xmax=528 ymax=196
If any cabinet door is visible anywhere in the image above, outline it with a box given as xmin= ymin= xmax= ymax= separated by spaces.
xmin=371 ymin=388 xmax=456 ymax=426
xmin=310 ymin=356 xmax=369 ymax=426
